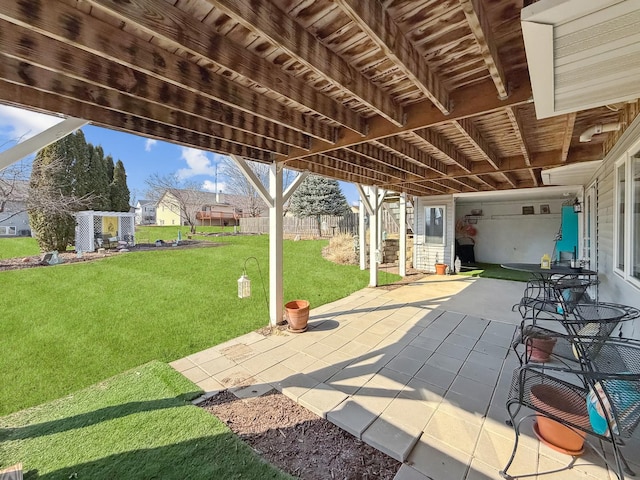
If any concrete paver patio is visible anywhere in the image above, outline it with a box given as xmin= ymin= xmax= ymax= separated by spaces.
xmin=171 ymin=276 xmax=639 ymax=479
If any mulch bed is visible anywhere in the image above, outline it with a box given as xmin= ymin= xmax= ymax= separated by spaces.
xmin=201 ymin=390 xmax=401 ymax=480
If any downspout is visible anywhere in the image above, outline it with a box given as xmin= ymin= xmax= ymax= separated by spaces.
xmin=579 ymin=123 xmax=622 ymax=142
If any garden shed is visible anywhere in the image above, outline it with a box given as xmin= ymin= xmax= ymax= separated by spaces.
xmin=75 ymin=211 xmax=136 ymax=252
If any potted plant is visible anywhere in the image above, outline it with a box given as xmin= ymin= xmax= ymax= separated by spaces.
xmin=526 ymin=331 xmax=557 ymax=363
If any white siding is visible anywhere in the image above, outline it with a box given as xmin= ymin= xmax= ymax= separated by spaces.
xmin=589 ymin=116 xmax=640 ymax=339
xmin=414 ymin=196 xmax=454 ymax=272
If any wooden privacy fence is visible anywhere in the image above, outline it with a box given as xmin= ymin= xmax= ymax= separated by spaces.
xmin=240 ymin=211 xmax=400 ymax=237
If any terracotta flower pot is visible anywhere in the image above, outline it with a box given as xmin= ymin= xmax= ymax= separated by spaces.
xmin=435 ymin=263 xmax=447 ymax=275
xmin=285 ymin=300 xmax=310 ymax=333
xmin=527 ymin=335 xmax=557 ymax=362
xmin=530 ymin=384 xmax=590 ymax=455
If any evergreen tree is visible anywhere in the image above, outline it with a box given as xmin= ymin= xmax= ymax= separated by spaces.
xmin=28 ymin=139 xmax=77 ymax=251
xmin=109 ymin=160 xmax=130 ymax=212
xmin=289 ymin=175 xmax=350 ymax=237
xmin=89 ymin=145 xmax=111 ymax=210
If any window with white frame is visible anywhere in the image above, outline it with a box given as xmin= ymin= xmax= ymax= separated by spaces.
xmin=0 ymin=226 xmax=17 ymax=235
xmin=424 ymin=206 xmax=445 ymax=244
xmin=614 ymin=143 xmax=640 ymax=287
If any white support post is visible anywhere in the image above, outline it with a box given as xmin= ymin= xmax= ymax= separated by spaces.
xmin=0 ymin=117 xmax=88 ymax=171
xmin=359 ymin=197 xmax=366 ymax=270
xmin=369 ymin=185 xmax=379 ymax=287
xmin=229 ymin=154 xmax=273 ymax=208
xmin=399 ymin=192 xmax=407 ymax=277
xmin=269 ymin=162 xmax=284 ymax=326
xmin=283 ymin=171 xmax=309 ymax=204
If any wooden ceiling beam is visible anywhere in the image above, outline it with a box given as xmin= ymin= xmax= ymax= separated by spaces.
xmin=282 ymin=73 xmax=532 ymax=161
xmin=375 ymin=137 xmax=448 ymax=174
xmin=502 ymin=171 xmax=519 ymax=188
xmin=412 ymin=128 xmax=472 ymax=172
xmin=334 ymin=0 xmax=450 ymax=114
xmin=0 ymin=27 xmax=293 ymax=155
xmin=0 ymin=80 xmax=274 ymax=162
xmin=288 ymin=156 xmax=390 ymax=186
xmin=506 ymin=106 xmax=537 ymax=186
xmin=347 ymin=143 xmax=432 ymax=178
xmin=452 ymin=118 xmax=501 ymax=170
xmin=561 ymin=113 xmax=577 ymax=163
xmin=208 ymin=0 xmax=404 ymax=127
xmin=472 ymin=175 xmax=500 ymax=190
xmin=322 ymin=149 xmax=409 ymax=182
xmin=86 ymin=0 xmax=366 ymax=135
xmin=0 ymin=54 xmax=286 ymax=155
xmin=459 ymin=0 xmax=508 ymax=99
xmin=449 ymin=176 xmax=480 ymax=191
xmin=0 ymin=0 xmax=334 ymax=142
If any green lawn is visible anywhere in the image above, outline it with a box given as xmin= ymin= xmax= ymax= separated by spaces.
xmin=0 ymin=361 xmax=291 ymax=480
xmin=1 ymin=234 xmax=398 ymax=415
xmin=0 ymin=237 xmax=40 ymax=259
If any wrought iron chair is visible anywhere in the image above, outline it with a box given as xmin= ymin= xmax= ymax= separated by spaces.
xmin=501 ymin=337 xmax=640 ymax=480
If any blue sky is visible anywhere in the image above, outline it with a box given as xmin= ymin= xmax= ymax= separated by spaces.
xmin=0 ymin=104 xmax=360 ymax=205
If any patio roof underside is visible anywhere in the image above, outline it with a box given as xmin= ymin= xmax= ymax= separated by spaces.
xmin=0 ymin=0 xmax=625 ymax=196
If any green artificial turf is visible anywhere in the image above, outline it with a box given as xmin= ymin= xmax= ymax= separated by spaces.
xmin=456 ymin=262 xmax=530 ymax=282
xmin=1 ymin=235 xmax=398 ymax=415
xmin=0 ymin=361 xmax=291 ymax=480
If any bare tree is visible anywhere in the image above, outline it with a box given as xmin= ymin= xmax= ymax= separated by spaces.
xmin=1 ymin=159 xmax=96 ymax=225
xmin=145 ymin=173 xmax=212 ymax=233
xmin=221 ymin=158 xmax=297 ymax=217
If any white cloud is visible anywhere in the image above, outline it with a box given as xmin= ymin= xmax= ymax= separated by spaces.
xmin=144 ymin=138 xmax=158 ymax=152
xmin=0 ymin=105 xmax=63 ymax=144
xmin=176 ymin=147 xmax=217 ymax=179
xmin=202 ymin=180 xmax=227 ymax=193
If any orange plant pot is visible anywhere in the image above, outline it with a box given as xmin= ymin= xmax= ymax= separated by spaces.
xmin=285 ymin=300 xmax=310 ymax=333
xmin=530 ymin=384 xmax=590 ymax=455
xmin=435 ymin=263 xmax=448 ymax=275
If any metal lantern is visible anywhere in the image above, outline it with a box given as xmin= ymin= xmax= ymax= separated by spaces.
xmin=573 ymin=198 xmax=582 ymax=213
xmin=238 ymin=273 xmax=251 ymax=298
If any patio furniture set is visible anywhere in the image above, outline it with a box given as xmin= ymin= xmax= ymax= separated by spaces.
xmin=500 ymin=263 xmax=640 ymax=480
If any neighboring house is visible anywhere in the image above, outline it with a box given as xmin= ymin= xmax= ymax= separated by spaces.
xmin=134 ymin=199 xmax=156 ymax=225
xmin=155 ymin=190 xmax=243 ymax=227
xmin=0 ymin=180 xmax=31 ymax=237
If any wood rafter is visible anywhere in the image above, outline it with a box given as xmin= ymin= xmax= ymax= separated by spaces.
xmin=376 ymin=137 xmax=448 ymax=174
xmin=452 ymin=117 xmax=516 ymax=187
xmin=86 ymin=0 xmax=366 ymax=135
xmin=412 ymin=128 xmax=472 ymax=172
xmin=561 ymin=113 xmax=577 ymax=163
xmin=0 ymin=80 xmax=274 ymax=162
xmin=506 ymin=107 xmax=537 ymax=185
xmin=322 ymin=148 xmax=409 ymax=182
xmin=459 ymin=0 xmax=508 ymax=99
xmin=347 ymin=144 xmax=431 ymax=178
xmin=0 ymin=0 xmax=335 ymax=143
xmin=334 ymin=0 xmax=450 ymax=114
xmin=0 ymin=27 xmax=294 ymax=155
xmin=281 ymin=74 xmax=532 ymax=162
xmin=208 ymin=0 xmax=404 ymax=127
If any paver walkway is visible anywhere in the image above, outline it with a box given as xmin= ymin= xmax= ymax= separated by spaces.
xmin=171 ymin=276 xmax=638 ymax=479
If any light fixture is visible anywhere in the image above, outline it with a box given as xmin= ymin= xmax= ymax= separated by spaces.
xmin=238 ymin=272 xmax=251 ymax=298
xmin=237 ymin=257 xmax=268 ymax=313
xmin=573 ymin=198 xmax=582 ymax=213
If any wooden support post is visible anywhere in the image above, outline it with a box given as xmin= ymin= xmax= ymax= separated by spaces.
xmin=399 ymin=193 xmax=407 ymax=277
